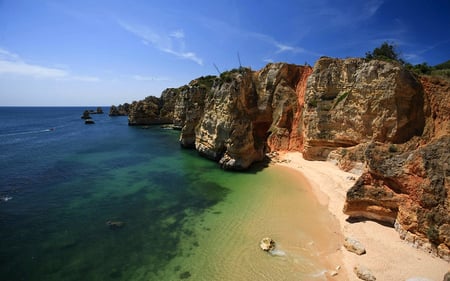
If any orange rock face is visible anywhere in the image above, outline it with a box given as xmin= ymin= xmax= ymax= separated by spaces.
xmin=343 ymin=75 xmax=450 ymax=260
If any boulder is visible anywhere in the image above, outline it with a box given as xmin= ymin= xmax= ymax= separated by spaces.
xmin=444 ymin=272 xmax=450 ymax=281
xmin=343 ymin=237 xmax=366 ymax=255
xmin=354 ymin=264 xmax=376 ymax=281
xmin=260 ymin=237 xmax=275 ymax=251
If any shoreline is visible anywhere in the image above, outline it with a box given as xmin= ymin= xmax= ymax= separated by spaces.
xmin=275 ymin=151 xmax=449 ymax=281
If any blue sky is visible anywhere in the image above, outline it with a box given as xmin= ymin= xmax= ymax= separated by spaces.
xmin=0 ymin=0 xmax=449 ymax=106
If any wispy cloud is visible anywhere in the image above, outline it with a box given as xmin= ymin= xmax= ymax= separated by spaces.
xmin=313 ymin=0 xmax=384 ymax=26
xmin=197 ymin=15 xmax=317 ymax=60
xmin=118 ymin=20 xmax=203 ymax=65
xmin=248 ymin=31 xmax=322 ymax=57
xmin=403 ymin=39 xmax=450 ymax=64
xmin=0 ymin=48 xmax=99 ymax=81
xmin=132 ymin=75 xmax=169 ymax=81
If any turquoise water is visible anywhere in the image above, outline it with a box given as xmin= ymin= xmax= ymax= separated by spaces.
xmin=0 ymin=107 xmax=232 ymax=280
xmin=0 ymin=107 xmax=340 ymax=281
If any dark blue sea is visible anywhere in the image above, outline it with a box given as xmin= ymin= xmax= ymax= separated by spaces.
xmin=0 ymin=107 xmax=232 ymax=280
xmin=0 ymin=107 xmax=338 ymax=281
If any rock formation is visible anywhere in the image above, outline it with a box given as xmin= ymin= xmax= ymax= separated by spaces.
xmin=343 ymin=237 xmax=366 ymax=255
xmin=303 ymin=57 xmax=424 ymax=160
xmin=113 ymin=57 xmax=449 ymax=258
xmin=353 ymin=264 xmax=376 ymax=281
xmin=127 ymin=95 xmax=175 ymax=126
xmin=343 ymin=76 xmax=450 ymax=260
xmin=260 ymin=237 xmax=276 ymax=251
xmin=109 ymin=103 xmax=130 ymax=116
xmin=174 ymin=77 xmax=213 ymax=148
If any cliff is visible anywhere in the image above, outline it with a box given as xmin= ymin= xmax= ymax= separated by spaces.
xmin=117 ymin=58 xmax=449 ymax=259
xmin=303 ymin=57 xmax=425 ymax=160
xmin=343 ymin=75 xmax=450 ymax=260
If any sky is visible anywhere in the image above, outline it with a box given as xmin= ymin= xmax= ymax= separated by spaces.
xmin=0 ymin=0 xmax=449 ymax=106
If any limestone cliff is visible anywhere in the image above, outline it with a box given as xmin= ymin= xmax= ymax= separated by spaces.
xmin=192 ymin=64 xmax=312 ymax=169
xmin=174 ymin=77 xmax=213 ymax=148
xmin=343 ymin=75 xmax=450 ymax=260
xmin=303 ymin=57 xmax=425 ymax=160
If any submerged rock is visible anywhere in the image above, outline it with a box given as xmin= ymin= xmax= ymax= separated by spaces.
xmin=106 ymin=220 xmax=125 ymax=229
xmin=260 ymin=237 xmax=276 ymax=251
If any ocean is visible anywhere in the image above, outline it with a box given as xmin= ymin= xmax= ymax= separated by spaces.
xmin=0 ymin=107 xmax=340 ymax=281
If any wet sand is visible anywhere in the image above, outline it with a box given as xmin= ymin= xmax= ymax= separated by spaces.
xmin=277 ymin=152 xmax=449 ymax=281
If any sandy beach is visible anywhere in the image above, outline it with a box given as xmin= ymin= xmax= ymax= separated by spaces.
xmin=277 ymin=152 xmax=449 ymax=281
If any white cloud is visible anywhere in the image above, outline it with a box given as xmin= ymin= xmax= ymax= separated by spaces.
xmin=118 ymin=20 xmax=203 ymax=65
xmin=0 ymin=48 xmax=21 ymax=61
xmin=0 ymin=59 xmax=67 ymax=78
xmin=0 ymin=47 xmax=99 ymax=81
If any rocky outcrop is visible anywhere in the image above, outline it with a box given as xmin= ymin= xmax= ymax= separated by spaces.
xmin=303 ymin=57 xmax=425 ymax=160
xmin=109 ymin=103 xmax=130 ymax=116
xmin=174 ymin=77 xmax=213 ymax=148
xmin=263 ymin=63 xmax=312 ymax=151
xmin=194 ymin=64 xmax=312 ymax=169
xmin=343 ymin=75 xmax=450 ymax=260
xmin=127 ymin=95 xmax=177 ymax=126
xmin=194 ymin=68 xmax=263 ymax=169
xmin=344 ymin=136 xmax=450 ymax=259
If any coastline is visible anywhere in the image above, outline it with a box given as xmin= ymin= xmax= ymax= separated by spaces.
xmin=276 ymin=151 xmax=449 ymax=281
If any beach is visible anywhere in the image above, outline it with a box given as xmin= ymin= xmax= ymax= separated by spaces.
xmin=277 ymin=152 xmax=449 ymax=281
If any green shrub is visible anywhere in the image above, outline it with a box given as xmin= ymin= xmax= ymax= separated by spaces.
xmin=426 ymin=225 xmax=440 ymax=245
xmin=307 ymin=99 xmax=318 ymax=107
xmin=388 ymin=144 xmax=398 ymax=153
xmin=365 ymin=42 xmax=404 ymax=64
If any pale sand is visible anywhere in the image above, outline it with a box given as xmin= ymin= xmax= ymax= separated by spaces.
xmin=277 ymin=152 xmax=449 ymax=281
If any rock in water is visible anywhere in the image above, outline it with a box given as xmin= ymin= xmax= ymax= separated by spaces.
xmin=106 ymin=220 xmax=125 ymax=229
xmin=260 ymin=237 xmax=275 ymax=251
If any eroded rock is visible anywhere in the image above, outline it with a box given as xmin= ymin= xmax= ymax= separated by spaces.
xmin=260 ymin=237 xmax=276 ymax=251
xmin=343 ymin=237 xmax=366 ymax=255
xmin=303 ymin=57 xmax=424 ymax=160
xmin=354 ymin=264 xmax=376 ymax=281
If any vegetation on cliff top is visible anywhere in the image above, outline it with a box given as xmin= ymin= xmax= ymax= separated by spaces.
xmin=365 ymin=42 xmax=404 ymax=64
xmin=366 ymin=42 xmax=450 ymax=80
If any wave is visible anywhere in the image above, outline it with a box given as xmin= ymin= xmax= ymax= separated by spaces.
xmin=0 ymin=128 xmax=55 ymax=137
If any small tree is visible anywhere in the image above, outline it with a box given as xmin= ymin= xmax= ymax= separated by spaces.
xmin=365 ymin=42 xmax=404 ymax=64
